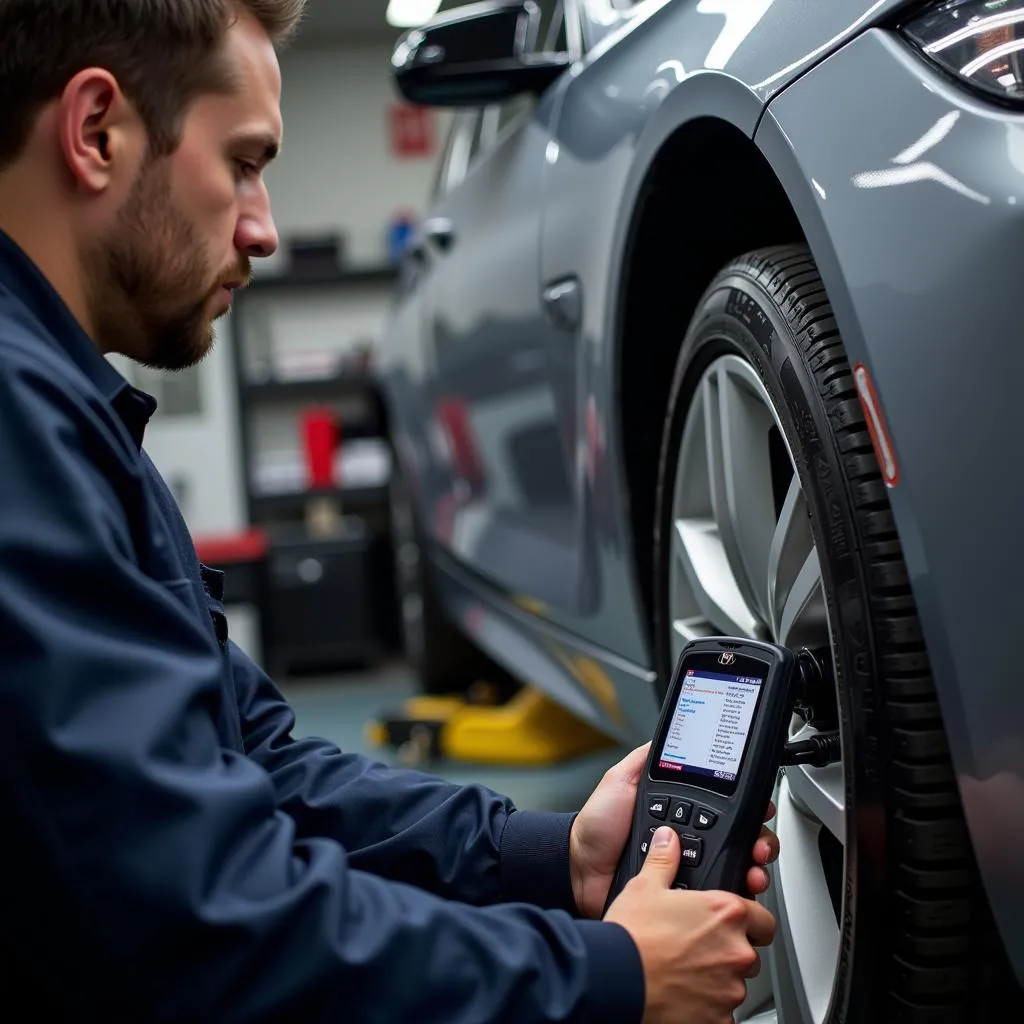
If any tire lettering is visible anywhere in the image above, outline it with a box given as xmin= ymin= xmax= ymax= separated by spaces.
xmin=830 ymin=502 xmax=849 ymax=561
xmin=725 ymin=288 xmax=774 ymax=357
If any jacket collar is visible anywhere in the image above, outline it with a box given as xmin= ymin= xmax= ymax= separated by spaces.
xmin=0 ymin=229 xmax=157 ymax=447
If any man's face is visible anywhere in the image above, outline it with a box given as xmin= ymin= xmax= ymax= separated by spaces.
xmin=88 ymin=13 xmax=282 ymax=371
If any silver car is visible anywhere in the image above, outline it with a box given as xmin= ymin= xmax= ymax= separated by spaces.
xmin=376 ymin=1 xmax=1024 ymax=1020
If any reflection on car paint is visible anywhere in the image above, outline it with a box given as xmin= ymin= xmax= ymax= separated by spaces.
xmin=851 ymin=109 xmax=992 ymax=204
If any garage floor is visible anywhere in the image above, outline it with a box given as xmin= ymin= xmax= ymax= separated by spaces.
xmin=280 ymin=661 xmax=631 ymax=813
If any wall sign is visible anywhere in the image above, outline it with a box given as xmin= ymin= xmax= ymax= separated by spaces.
xmin=389 ymin=103 xmax=435 ymax=158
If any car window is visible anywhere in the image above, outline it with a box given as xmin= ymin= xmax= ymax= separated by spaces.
xmin=429 ymin=0 xmax=572 ymax=192
xmin=468 ymin=0 xmax=569 ymax=167
xmin=434 ymin=0 xmax=565 ymax=47
xmin=431 ymin=110 xmax=484 ymax=199
xmin=429 ymin=119 xmax=458 ymax=200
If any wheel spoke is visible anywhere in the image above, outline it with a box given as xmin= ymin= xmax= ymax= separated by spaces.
xmin=771 ymin=775 xmax=841 ymax=1024
xmin=785 ymin=760 xmax=845 ymax=845
xmin=671 ymin=615 xmax=715 ymax=662
xmin=705 ymin=362 xmax=777 ymax=626
xmin=673 ymin=518 xmax=758 ymax=641
xmin=778 ymin=547 xmax=826 ymax=649
xmin=768 ymin=475 xmax=810 ymax=619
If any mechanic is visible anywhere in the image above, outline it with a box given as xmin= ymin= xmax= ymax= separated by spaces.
xmin=0 ymin=2 xmax=779 ymax=1021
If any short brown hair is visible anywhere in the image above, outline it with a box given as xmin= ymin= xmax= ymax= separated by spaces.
xmin=0 ymin=0 xmax=306 ymax=168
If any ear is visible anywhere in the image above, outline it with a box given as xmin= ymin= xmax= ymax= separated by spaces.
xmin=58 ymin=68 xmax=142 ymax=193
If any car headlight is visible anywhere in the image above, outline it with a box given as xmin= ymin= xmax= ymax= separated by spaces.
xmin=901 ymin=0 xmax=1024 ymax=104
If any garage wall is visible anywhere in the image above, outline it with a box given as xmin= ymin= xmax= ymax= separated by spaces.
xmin=141 ymin=39 xmax=448 ymax=536
xmin=266 ymin=41 xmax=450 ymax=269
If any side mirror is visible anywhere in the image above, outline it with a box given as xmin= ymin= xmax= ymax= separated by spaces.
xmin=391 ymin=0 xmax=570 ymax=108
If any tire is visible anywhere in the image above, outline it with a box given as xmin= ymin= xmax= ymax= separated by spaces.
xmin=388 ymin=454 xmax=498 ymax=696
xmin=652 ymin=245 xmax=1016 ymax=1022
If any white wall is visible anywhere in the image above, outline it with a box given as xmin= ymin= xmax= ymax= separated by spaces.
xmin=265 ymin=41 xmax=450 ymax=271
xmin=142 ymin=40 xmax=448 ymax=537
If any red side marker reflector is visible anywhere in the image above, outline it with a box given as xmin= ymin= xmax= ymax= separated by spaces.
xmin=852 ymin=362 xmax=900 ymax=488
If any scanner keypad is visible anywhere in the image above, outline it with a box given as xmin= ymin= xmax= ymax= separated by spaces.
xmin=694 ymin=807 xmax=717 ymax=830
xmin=642 ymin=799 xmax=704 ymax=876
xmin=647 ymin=795 xmax=670 ymax=820
xmin=669 ymin=799 xmax=693 ymax=826
xmin=677 ymin=835 xmax=703 ymax=867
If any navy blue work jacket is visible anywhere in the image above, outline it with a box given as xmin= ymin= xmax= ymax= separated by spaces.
xmin=0 ymin=230 xmax=644 ymax=1023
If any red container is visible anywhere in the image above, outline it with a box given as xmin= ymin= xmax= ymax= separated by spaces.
xmin=301 ymin=408 xmax=338 ymax=489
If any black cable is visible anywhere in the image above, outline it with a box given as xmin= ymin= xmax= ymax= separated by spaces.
xmin=781 ymin=731 xmax=841 ymax=768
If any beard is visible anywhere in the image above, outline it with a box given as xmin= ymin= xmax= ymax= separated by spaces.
xmin=86 ymin=156 xmax=246 ymax=372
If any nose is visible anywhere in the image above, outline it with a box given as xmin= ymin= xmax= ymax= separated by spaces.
xmin=235 ymin=192 xmax=279 ymax=260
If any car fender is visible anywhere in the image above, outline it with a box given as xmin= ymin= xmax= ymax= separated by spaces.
xmin=754 ymin=28 xmax=1024 ymax=980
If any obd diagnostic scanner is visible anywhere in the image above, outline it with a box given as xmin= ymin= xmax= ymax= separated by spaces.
xmin=606 ymin=637 xmax=839 ymax=906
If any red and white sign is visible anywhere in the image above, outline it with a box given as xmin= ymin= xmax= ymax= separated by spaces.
xmin=389 ymin=103 xmax=435 ymax=158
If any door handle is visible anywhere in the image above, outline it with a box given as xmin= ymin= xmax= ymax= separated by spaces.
xmin=543 ymin=276 xmax=582 ymax=332
xmin=422 ymin=216 xmax=456 ymax=253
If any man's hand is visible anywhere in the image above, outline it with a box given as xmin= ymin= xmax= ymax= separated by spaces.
xmin=605 ymin=827 xmax=777 ymax=1024
xmin=569 ymin=743 xmax=780 ymax=919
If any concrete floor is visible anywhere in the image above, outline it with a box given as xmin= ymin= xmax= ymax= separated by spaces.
xmin=280 ymin=660 xmax=631 ymax=813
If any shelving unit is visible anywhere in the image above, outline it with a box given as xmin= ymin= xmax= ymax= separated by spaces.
xmin=226 ymin=265 xmax=402 ymax=674
xmin=229 ymin=268 xmax=397 ymax=523
xmin=241 ymin=369 xmax=376 ymax=404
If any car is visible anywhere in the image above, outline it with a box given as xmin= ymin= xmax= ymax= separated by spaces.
xmin=374 ymin=1 xmax=1024 ymax=1021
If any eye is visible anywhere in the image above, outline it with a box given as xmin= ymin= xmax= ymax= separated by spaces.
xmin=235 ymin=159 xmax=261 ymax=180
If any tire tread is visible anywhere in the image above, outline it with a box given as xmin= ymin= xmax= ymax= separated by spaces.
xmin=729 ymin=246 xmax=1014 ymax=1019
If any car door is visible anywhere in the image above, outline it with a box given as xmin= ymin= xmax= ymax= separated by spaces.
xmin=423 ymin=1 xmax=585 ymax=612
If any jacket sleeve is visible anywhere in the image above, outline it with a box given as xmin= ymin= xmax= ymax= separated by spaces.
xmin=231 ymin=641 xmax=583 ymax=912
xmin=0 ymin=354 xmax=646 ymax=1024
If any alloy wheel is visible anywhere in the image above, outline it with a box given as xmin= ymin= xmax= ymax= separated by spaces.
xmin=668 ymin=353 xmax=844 ymax=1024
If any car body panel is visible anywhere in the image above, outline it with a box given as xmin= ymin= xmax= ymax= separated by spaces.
xmin=575 ymin=0 xmax=908 ymax=105
xmin=382 ymin=1 xmax=913 ymax=664
xmin=377 ymin=0 xmax=1024 ymax=978
xmin=756 ymin=25 xmax=1024 ymax=981
xmin=423 ymin=93 xmax=584 ymax=613
xmin=433 ymin=545 xmax=662 ymax=743
xmin=533 ymin=0 xmax=910 ymax=663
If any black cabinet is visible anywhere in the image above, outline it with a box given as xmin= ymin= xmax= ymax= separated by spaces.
xmin=264 ymin=521 xmax=386 ymax=676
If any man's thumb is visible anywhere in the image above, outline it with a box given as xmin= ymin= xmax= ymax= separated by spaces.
xmin=640 ymin=826 xmax=680 ymax=885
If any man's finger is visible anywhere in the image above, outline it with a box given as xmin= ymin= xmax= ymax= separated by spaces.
xmin=639 ymin=826 xmax=680 ymax=887
xmin=744 ymin=899 xmax=777 ymax=947
xmin=754 ymin=825 xmax=780 ymax=865
xmin=763 ymin=800 xmax=777 ymax=822
xmin=611 ymin=742 xmax=652 ymax=786
xmin=746 ymin=866 xmax=770 ymax=895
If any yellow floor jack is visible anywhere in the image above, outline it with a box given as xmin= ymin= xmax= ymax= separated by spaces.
xmin=366 ymin=678 xmax=619 ymax=768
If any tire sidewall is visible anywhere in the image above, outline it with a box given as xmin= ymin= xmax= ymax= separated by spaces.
xmin=653 ymin=269 xmax=887 ymax=1022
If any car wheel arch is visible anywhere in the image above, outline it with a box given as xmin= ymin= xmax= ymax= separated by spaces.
xmin=609 ymin=109 xmax=824 ymax=650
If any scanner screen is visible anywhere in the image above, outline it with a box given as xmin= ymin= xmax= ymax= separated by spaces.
xmin=656 ymin=668 xmax=764 ymax=783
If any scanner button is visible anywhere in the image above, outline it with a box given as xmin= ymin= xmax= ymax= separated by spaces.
xmin=694 ymin=808 xmax=717 ymax=830
xmin=639 ymin=826 xmax=657 ymax=860
xmin=647 ymin=795 xmax=670 ymax=820
xmin=670 ymin=799 xmax=693 ymax=825
xmin=678 ymin=836 xmax=703 ymax=867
